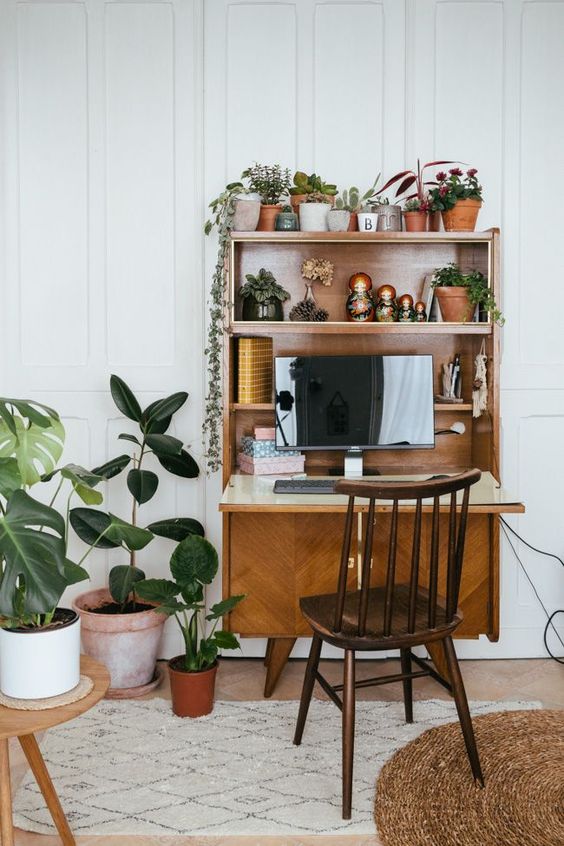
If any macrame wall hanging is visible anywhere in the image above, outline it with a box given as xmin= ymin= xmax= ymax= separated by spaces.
xmin=472 ymin=340 xmax=488 ymax=418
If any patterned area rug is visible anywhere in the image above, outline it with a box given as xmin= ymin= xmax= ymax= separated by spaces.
xmin=13 ymin=698 xmax=538 ymax=836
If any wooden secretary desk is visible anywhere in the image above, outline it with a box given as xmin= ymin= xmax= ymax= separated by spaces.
xmin=219 ymin=229 xmax=525 ymax=696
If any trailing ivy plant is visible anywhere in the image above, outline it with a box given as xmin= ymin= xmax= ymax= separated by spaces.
xmin=70 ymin=375 xmax=204 ymax=612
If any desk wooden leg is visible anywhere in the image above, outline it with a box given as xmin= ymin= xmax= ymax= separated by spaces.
xmin=18 ymin=734 xmax=75 ymax=846
xmin=264 ymin=637 xmax=296 ymax=698
xmin=427 ymin=642 xmax=452 ymax=690
xmin=0 ymin=739 xmax=14 ymax=846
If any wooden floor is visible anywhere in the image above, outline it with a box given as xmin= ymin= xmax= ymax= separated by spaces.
xmin=10 ymin=656 xmax=563 ymax=846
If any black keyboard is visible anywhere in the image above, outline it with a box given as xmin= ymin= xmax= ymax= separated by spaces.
xmin=273 ymin=478 xmax=337 ymax=495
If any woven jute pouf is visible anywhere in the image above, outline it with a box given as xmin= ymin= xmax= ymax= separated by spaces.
xmin=375 ymin=709 xmax=564 ymax=846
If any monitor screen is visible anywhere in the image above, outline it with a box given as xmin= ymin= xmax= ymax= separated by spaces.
xmin=275 ymin=354 xmax=435 ymax=451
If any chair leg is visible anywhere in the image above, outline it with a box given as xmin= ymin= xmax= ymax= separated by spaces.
xmin=400 ymin=648 xmax=413 ymax=724
xmin=293 ymin=634 xmax=322 ymax=746
xmin=442 ymin=636 xmax=484 ymax=786
xmin=342 ymin=649 xmax=356 ymax=820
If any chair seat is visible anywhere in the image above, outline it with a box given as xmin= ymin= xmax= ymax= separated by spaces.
xmin=300 ymin=585 xmax=461 ymax=650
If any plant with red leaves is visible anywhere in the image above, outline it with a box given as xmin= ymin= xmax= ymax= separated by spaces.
xmin=377 ymin=159 xmax=456 ymax=205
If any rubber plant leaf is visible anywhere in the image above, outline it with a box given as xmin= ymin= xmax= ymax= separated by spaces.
xmin=69 ymin=508 xmax=120 ymax=549
xmin=0 ymin=415 xmax=65 ymax=486
xmin=140 ymin=400 xmax=172 ymax=435
xmin=118 ymin=433 xmax=141 ymax=446
xmin=91 ymin=454 xmax=131 ymax=480
xmin=0 ymin=490 xmax=67 ymax=617
xmin=105 ymin=514 xmax=153 ymax=551
xmin=0 ymin=457 xmax=22 ymax=499
xmin=108 ymin=564 xmax=146 ymax=605
xmin=145 ymin=434 xmax=183 ymax=456
xmin=146 ymin=517 xmax=205 ymax=542
xmin=156 ymin=449 xmax=199 ymax=479
xmin=170 ymin=535 xmax=218 ymax=588
xmin=127 ymin=468 xmax=159 ymax=505
xmin=142 ymin=392 xmax=188 ymax=428
xmin=110 ymin=374 xmax=142 ymax=422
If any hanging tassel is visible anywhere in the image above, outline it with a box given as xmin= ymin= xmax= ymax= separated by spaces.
xmin=472 ymin=340 xmax=488 ymax=418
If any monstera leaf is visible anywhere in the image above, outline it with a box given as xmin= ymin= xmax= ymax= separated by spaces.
xmin=0 ymin=415 xmax=65 ymax=486
xmin=0 ymin=490 xmax=67 ymax=617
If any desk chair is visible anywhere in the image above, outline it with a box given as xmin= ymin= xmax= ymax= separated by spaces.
xmin=293 ymin=469 xmax=484 ymax=819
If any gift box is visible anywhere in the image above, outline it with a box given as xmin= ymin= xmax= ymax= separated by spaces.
xmin=238 ymin=453 xmax=305 ymax=475
xmin=254 ymin=426 xmax=276 ymax=440
xmin=241 ymin=436 xmax=300 ymax=459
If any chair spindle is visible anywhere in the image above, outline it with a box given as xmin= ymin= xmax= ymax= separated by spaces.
xmin=333 ymin=496 xmax=355 ymax=632
xmin=428 ymin=496 xmax=440 ymax=628
xmin=407 ymin=498 xmax=423 ymax=633
xmin=358 ymin=499 xmax=375 ymax=637
xmin=383 ymin=499 xmax=399 ymax=636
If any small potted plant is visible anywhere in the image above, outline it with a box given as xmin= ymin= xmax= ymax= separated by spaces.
xmin=334 ymin=177 xmax=380 ymax=231
xmin=403 ymin=197 xmax=430 ymax=232
xmin=432 ymin=263 xmax=504 ymax=324
xmin=71 ymin=375 xmax=203 ymax=696
xmin=428 ymin=167 xmax=483 ymax=231
xmin=378 ymin=159 xmax=456 ymax=231
xmin=0 ymin=398 xmax=105 ymax=699
xmin=289 ymin=171 xmax=337 ymax=215
xmin=238 ymin=268 xmax=290 ymax=320
xmin=242 ymin=163 xmax=292 ymax=231
xmin=136 ymin=535 xmax=245 ymax=717
xmin=275 ymin=204 xmax=299 ymax=231
xmin=299 ymin=191 xmax=333 ymax=232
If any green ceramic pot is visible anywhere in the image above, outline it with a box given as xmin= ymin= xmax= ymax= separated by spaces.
xmin=242 ymin=296 xmax=284 ymax=321
xmin=275 ymin=212 xmax=299 ymax=231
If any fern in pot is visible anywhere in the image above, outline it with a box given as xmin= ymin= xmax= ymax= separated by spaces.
xmin=71 ymin=375 xmax=204 ymax=696
xmin=0 ymin=397 xmax=108 ymax=699
xmin=239 ymin=268 xmax=290 ymax=321
xmin=136 ymin=535 xmax=245 ymax=717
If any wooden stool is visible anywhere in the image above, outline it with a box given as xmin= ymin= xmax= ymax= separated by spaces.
xmin=0 ymin=655 xmax=109 ymax=845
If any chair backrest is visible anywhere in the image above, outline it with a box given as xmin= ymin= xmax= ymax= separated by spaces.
xmin=332 ymin=469 xmax=481 ymax=637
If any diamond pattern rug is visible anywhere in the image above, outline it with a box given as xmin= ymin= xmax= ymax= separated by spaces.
xmin=13 ymin=698 xmax=538 ymax=836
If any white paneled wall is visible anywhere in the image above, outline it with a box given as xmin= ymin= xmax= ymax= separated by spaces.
xmin=1 ymin=0 xmax=563 ymax=659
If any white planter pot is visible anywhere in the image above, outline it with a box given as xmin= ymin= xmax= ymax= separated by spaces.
xmin=327 ymin=209 xmax=351 ymax=231
xmin=232 ymin=198 xmax=261 ymax=231
xmin=0 ymin=609 xmax=80 ymax=699
xmin=299 ymin=202 xmax=330 ymax=232
xmin=357 ymin=212 xmax=379 ymax=233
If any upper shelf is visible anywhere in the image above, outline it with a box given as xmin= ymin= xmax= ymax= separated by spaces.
xmin=229 ymin=321 xmax=492 ymax=336
xmin=230 ymin=229 xmax=498 ymax=244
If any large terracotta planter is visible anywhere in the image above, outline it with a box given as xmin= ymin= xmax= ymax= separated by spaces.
xmin=73 ymin=588 xmax=165 ymax=694
xmin=403 ymin=211 xmax=428 ymax=232
xmin=257 ymin=204 xmax=282 ymax=231
xmin=168 ymin=657 xmax=218 ymax=718
xmin=441 ymin=198 xmax=482 ymax=232
xmin=434 ymin=287 xmax=474 ymax=322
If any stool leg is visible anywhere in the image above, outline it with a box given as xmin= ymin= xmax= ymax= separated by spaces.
xmin=400 ymin=648 xmax=413 ymax=724
xmin=0 ymin=739 xmax=14 ymax=846
xmin=18 ymin=734 xmax=76 ymax=845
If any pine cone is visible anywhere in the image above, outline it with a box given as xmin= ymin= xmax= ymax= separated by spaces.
xmin=289 ymin=299 xmax=328 ymax=322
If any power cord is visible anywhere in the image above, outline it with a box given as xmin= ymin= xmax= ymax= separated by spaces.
xmin=499 ymin=516 xmax=564 ymax=665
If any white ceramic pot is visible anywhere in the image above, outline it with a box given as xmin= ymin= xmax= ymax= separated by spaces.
xmin=0 ymin=609 xmax=80 ymax=699
xmin=299 ymin=202 xmax=330 ymax=232
xmin=357 ymin=212 xmax=379 ymax=233
xmin=327 ymin=209 xmax=351 ymax=232
xmin=232 ymin=198 xmax=261 ymax=231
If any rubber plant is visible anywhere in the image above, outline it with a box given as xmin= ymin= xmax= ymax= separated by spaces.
xmin=70 ymin=375 xmax=204 ymax=612
xmin=0 ymin=397 xmax=106 ymax=627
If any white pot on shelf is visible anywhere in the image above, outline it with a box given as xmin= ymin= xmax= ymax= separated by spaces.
xmin=357 ymin=212 xmax=379 ymax=233
xmin=299 ymin=202 xmax=330 ymax=232
xmin=0 ymin=609 xmax=81 ymax=699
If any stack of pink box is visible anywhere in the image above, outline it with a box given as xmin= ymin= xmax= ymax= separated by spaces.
xmin=238 ymin=426 xmax=305 ymax=475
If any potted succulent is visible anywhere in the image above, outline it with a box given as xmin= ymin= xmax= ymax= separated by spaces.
xmin=299 ymin=191 xmax=333 ymax=232
xmin=289 ymin=171 xmax=337 ymax=215
xmin=0 ymin=397 xmax=105 ymax=699
xmin=136 ymin=535 xmax=245 ymax=717
xmin=242 ymin=163 xmax=292 ymax=231
xmin=403 ymin=197 xmax=430 ymax=232
xmin=432 ymin=263 xmax=504 ymax=324
xmin=275 ymin=204 xmax=299 ymax=231
xmin=428 ymin=167 xmax=483 ymax=231
xmin=71 ymin=375 xmax=204 ymax=696
xmin=239 ymin=268 xmax=290 ymax=321
xmin=334 ymin=176 xmax=381 ymax=231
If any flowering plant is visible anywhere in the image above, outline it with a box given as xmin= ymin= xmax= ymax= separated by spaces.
xmin=429 ymin=168 xmax=483 ymax=212
xmin=404 ymin=197 xmax=430 ymax=213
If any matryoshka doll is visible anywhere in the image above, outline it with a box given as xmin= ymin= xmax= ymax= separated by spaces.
xmin=398 ymin=293 xmax=416 ymax=322
xmin=415 ymin=300 xmax=427 ymax=322
xmin=375 ymin=284 xmax=398 ymax=322
xmin=346 ymin=272 xmax=375 ymax=322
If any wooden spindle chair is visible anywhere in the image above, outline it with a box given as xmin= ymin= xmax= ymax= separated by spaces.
xmin=293 ymin=469 xmax=484 ymax=819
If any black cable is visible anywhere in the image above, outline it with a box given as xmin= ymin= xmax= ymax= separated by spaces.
xmin=500 ymin=516 xmax=564 ymax=664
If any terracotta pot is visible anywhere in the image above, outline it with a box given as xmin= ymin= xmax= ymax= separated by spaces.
xmin=348 ymin=211 xmax=358 ymax=231
xmin=168 ymin=657 xmax=218 ymax=718
xmin=257 ymin=204 xmax=283 ymax=231
xmin=73 ymin=588 xmax=165 ymax=694
xmin=403 ymin=211 xmax=428 ymax=232
xmin=232 ymin=198 xmax=261 ymax=232
xmin=428 ymin=211 xmax=442 ymax=232
xmin=441 ymin=198 xmax=482 ymax=232
xmin=434 ymin=287 xmax=474 ymax=322
xmin=289 ymin=194 xmax=307 ymax=215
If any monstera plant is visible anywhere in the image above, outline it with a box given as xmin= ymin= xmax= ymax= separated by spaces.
xmin=70 ymin=375 xmax=205 ymax=695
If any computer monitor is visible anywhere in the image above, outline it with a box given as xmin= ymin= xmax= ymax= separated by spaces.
xmin=274 ymin=354 xmax=435 ymax=452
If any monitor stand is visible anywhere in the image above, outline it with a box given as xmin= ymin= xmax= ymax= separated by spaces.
xmin=344 ymin=448 xmax=363 ymax=479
